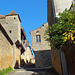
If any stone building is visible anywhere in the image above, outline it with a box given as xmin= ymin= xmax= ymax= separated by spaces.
xmin=25 ymin=39 xmax=35 ymax=64
xmin=24 ymin=40 xmax=34 ymax=63
xmin=0 ymin=10 xmax=26 ymax=69
xmin=21 ymin=39 xmax=35 ymax=67
xmin=47 ymin=0 xmax=74 ymax=75
xmin=47 ymin=0 xmax=73 ymax=26
xmin=30 ymin=22 xmax=52 ymax=68
xmin=0 ymin=24 xmax=13 ymax=70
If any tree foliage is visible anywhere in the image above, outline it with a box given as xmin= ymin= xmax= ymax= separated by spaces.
xmin=45 ymin=7 xmax=75 ymax=49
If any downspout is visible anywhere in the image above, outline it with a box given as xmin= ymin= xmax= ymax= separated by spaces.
xmin=52 ymin=0 xmax=56 ymax=23
xmin=12 ymin=43 xmax=15 ymax=69
xmin=59 ymin=48 xmax=68 ymax=75
xmin=19 ymin=46 xmax=22 ymax=68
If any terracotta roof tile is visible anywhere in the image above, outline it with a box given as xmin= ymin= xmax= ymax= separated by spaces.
xmin=0 ymin=15 xmax=5 ymax=18
xmin=6 ymin=10 xmax=18 ymax=15
xmin=6 ymin=10 xmax=21 ymax=22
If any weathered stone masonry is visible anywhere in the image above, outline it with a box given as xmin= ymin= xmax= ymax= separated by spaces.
xmin=0 ymin=24 xmax=13 ymax=70
xmin=0 ymin=11 xmax=22 ymax=69
xmin=30 ymin=22 xmax=52 ymax=68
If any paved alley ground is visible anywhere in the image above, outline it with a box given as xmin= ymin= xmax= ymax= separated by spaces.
xmin=7 ymin=69 xmax=34 ymax=75
xmin=7 ymin=67 xmax=60 ymax=75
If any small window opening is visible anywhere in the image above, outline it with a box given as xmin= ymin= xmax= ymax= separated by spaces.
xmin=14 ymin=17 xmax=16 ymax=19
xmin=9 ymin=30 xmax=12 ymax=33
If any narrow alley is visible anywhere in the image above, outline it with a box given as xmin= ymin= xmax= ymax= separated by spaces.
xmin=0 ymin=0 xmax=75 ymax=75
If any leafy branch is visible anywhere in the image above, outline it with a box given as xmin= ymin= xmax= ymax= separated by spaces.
xmin=45 ymin=7 xmax=75 ymax=49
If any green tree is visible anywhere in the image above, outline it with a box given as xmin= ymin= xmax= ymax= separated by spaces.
xmin=45 ymin=6 xmax=75 ymax=49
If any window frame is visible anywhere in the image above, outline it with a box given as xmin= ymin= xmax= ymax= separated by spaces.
xmin=36 ymin=35 xmax=41 ymax=42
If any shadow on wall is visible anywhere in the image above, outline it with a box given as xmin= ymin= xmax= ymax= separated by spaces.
xmin=20 ymin=59 xmax=26 ymax=67
xmin=14 ymin=61 xmax=19 ymax=69
xmin=34 ymin=50 xmax=52 ymax=68
xmin=20 ymin=59 xmax=35 ymax=68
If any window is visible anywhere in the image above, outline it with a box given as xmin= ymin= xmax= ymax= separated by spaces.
xmin=36 ymin=35 xmax=41 ymax=42
xmin=9 ymin=30 xmax=12 ymax=33
xmin=14 ymin=17 xmax=16 ymax=19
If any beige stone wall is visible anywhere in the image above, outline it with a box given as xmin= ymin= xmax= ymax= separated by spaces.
xmin=30 ymin=22 xmax=52 ymax=68
xmin=31 ymin=58 xmax=35 ymax=64
xmin=25 ymin=47 xmax=32 ymax=62
xmin=0 ymin=15 xmax=21 ymax=43
xmin=0 ymin=12 xmax=21 ymax=69
xmin=51 ymin=48 xmax=62 ymax=75
xmin=35 ymin=50 xmax=52 ymax=68
xmin=14 ymin=45 xmax=20 ymax=68
xmin=0 ymin=30 xmax=13 ymax=70
xmin=21 ymin=47 xmax=34 ymax=64
xmin=31 ymin=22 xmax=51 ymax=51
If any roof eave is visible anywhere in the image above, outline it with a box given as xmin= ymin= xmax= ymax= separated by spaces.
xmin=21 ymin=27 xmax=26 ymax=38
xmin=5 ymin=14 xmax=21 ymax=22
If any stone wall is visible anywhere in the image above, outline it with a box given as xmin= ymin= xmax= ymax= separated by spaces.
xmin=47 ymin=0 xmax=55 ymax=26
xmin=51 ymin=48 xmax=62 ymax=75
xmin=0 ymin=15 xmax=21 ymax=43
xmin=21 ymin=47 xmax=34 ymax=64
xmin=0 ymin=29 xmax=13 ymax=70
xmin=0 ymin=11 xmax=22 ymax=69
xmin=30 ymin=22 xmax=51 ymax=51
xmin=35 ymin=50 xmax=52 ymax=68
xmin=30 ymin=22 xmax=52 ymax=68
xmin=14 ymin=45 xmax=20 ymax=69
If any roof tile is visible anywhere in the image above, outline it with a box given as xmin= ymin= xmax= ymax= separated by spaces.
xmin=6 ymin=10 xmax=18 ymax=15
xmin=0 ymin=15 xmax=5 ymax=18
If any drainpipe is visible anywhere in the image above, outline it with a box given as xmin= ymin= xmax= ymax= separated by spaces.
xmin=52 ymin=0 xmax=56 ymax=23
xmin=19 ymin=46 xmax=22 ymax=68
xmin=12 ymin=43 xmax=15 ymax=68
xmin=59 ymin=49 xmax=68 ymax=75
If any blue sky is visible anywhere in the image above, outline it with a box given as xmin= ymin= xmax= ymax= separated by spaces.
xmin=0 ymin=0 xmax=47 ymax=57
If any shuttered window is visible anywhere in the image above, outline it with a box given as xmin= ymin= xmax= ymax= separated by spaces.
xmin=36 ymin=35 xmax=41 ymax=42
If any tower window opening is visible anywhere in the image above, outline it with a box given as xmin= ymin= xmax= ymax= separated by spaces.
xmin=9 ymin=30 xmax=12 ymax=33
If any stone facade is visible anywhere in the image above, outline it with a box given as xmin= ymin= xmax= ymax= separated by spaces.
xmin=30 ymin=22 xmax=52 ymax=68
xmin=51 ymin=48 xmax=62 ymax=75
xmin=14 ymin=45 xmax=20 ymax=68
xmin=21 ymin=39 xmax=35 ymax=65
xmin=47 ymin=0 xmax=73 ymax=26
xmin=0 ymin=24 xmax=13 ymax=70
xmin=0 ymin=10 xmax=21 ymax=43
xmin=0 ymin=11 xmax=26 ymax=69
xmin=30 ymin=22 xmax=51 ymax=51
